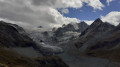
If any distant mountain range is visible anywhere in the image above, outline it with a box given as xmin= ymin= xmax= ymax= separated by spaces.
xmin=28 ymin=18 xmax=120 ymax=67
xmin=29 ymin=21 xmax=88 ymax=44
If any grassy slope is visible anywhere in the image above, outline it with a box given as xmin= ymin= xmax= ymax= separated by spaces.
xmin=0 ymin=46 xmax=69 ymax=67
xmin=0 ymin=46 xmax=38 ymax=67
xmin=84 ymin=46 xmax=120 ymax=62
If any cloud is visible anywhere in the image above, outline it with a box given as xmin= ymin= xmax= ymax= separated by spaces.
xmin=32 ymin=0 xmax=104 ymax=10
xmin=84 ymin=20 xmax=94 ymax=25
xmin=61 ymin=8 xmax=69 ymax=14
xmin=101 ymin=11 xmax=120 ymax=26
xmin=0 ymin=18 xmax=31 ymax=29
xmin=106 ymin=0 xmax=113 ymax=6
xmin=47 ymin=8 xmax=80 ymax=28
xmin=31 ymin=0 xmax=83 ymax=9
xmin=83 ymin=0 xmax=104 ymax=10
xmin=0 ymin=0 xmax=105 ymax=31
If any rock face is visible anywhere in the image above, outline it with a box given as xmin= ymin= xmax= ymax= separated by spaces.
xmin=0 ymin=21 xmax=69 ymax=67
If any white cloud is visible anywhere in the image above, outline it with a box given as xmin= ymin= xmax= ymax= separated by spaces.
xmin=47 ymin=8 xmax=80 ymax=28
xmin=101 ymin=11 xmax=120 ymax=26
xmin=0 ymin=0 xmax=105 ymax=31
xmin=106 ymin=0 xmax=113 ymax=6
xmin=84 ymin=20 xmax=94 ymax=25
xmin=61 ymin=8 xmax=69 ymax=14
xmin=32 ymin=0 xmax=104 ymax=10
xmin=0 ymin=18 xmax=33 ymax=30
xmin=82 ymin=0 xmax=104 ymax=10
xmin=31 ymin=0 xmax=83 ymax=9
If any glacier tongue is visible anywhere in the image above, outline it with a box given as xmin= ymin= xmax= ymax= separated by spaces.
xmin=37 ymin=42 xmax=64 ymax=55
xmin=28 ymin=31 xmax=64 ymax=55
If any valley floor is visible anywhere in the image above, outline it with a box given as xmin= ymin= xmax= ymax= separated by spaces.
xmin=59 ymin=53 xmax=120 ymax=67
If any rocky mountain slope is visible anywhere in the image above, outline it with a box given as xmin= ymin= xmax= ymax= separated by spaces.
xmin=75 ymin=18 xmax=115 ymax=49
xmin=0 ymin=21 xmax=68 ymax=67
xmin=82 ymin=24 xmax=120 ymax=62
xmin=75 ymin=18 xmax=120 ymax=63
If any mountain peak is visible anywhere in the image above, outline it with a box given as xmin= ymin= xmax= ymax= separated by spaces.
xmin=90 ymin=18 xmax=103 ymax=27
xmin=79 ymin=21 xmax=88 ymax=25
xmin=94 ymin=18 xmax=102 ymax=22
xmin=80 ymin=18 xmax=114 ymax=36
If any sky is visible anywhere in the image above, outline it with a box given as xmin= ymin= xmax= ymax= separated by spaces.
xmin=0 ymin=0 xmax=120 ymax=30
xmin=60 ymin=0 xmax=120 ymax=20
